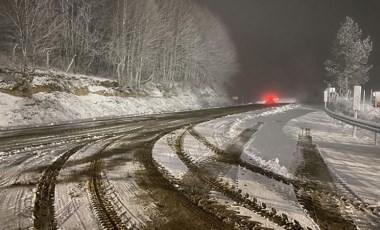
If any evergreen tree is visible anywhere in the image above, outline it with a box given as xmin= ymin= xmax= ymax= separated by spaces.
xmin=325 ymin=16 xmax=372 ymax=96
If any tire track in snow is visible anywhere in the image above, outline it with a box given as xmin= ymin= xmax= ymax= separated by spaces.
xmin=188 ymin=126 xmax=293 ymax=185
xmin=175 ymin=129 xmax=305 ymax=229
xmin=87 ymin=137 xmax=139 ymax=230
xmin=296 ymin=137 xmax=378 ymax=229
xmin=33 ymin=143 xmax=87 ymax=230
xmin=165 ymin=131 xmax=273 ymax=229
xmin=139 ymin=132 xmax=231 ymax=230
xmin=189 ymin=125 xmax=378 ymax=229
xmin=88 ymin=158 xmax=129 ymax=229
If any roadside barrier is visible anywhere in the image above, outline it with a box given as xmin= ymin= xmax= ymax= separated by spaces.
xmin=325 ymin=107 xmax=380 ymax=145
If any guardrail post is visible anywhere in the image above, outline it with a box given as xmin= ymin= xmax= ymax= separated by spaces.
xmin=376 ymin=133 xmax=379 ymax=146
xmin=353 ymin=110 xmax=358 ymax=138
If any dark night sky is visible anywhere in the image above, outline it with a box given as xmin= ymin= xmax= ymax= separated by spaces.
xmin=196 ymin=0 xmax=380 ymax=102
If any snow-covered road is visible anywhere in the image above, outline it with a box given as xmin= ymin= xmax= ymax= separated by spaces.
xmin=154 ymin=104 xmax=379 ymax=229
xmin=1 ymin=104 xmax=379 ymax=229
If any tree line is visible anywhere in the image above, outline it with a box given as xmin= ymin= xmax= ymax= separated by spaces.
xmin=0 ymin=0 xmax=237 ymax=90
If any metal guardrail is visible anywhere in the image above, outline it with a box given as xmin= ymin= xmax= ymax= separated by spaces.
xmin=325 ymin=107 xmax=380 ymax=145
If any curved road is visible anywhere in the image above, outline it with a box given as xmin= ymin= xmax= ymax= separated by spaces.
xmin=0 ymin=104 xmax=377 ymax=230
xmin=0 ymin=104 xmax=274 ymax=230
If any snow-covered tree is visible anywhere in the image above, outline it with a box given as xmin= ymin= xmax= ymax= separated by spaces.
xmin=325 ymin=16 xmax=373 ymax=96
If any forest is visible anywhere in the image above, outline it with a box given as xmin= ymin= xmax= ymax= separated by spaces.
xmin=0 ymin=0 xmax=237 ymax=90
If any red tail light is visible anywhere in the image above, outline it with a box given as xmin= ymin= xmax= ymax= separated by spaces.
xmin=262 ymin=93 xmax=279 ymax=104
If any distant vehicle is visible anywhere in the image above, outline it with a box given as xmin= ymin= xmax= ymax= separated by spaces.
xmin=265 ymin=96 xmax=276 ymax=104
xmin=262 ymin=93 xmax=279 ymax=104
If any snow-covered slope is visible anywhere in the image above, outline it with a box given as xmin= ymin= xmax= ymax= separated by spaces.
xmin=0 ymin=71 xmax=232 ymax=127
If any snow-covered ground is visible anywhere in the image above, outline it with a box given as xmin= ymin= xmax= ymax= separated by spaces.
xmin=193 ymin=104 xmax=308 ymax=176
xmin=152 ymin=105 xmax=320 ymax=229
xmin=3 ymin=100 xmax=379 ymax=228
xmin=152 ymin=131 xmax=188 ymax=180
xmin=55 ymin=141 xmax=106 ymax=230
xmin=181 ymin=130 xmax=318 ymax=229
xmin=0 ymin=90 xmax=230 ymax=128
xmin=0 ymin=144 xmax=72 ymax=229
xmin=284 ymin=109 xmax=380 ymax=206
xmin=0 ymin=71 xmax=232 ymax=127
xmin=151 ymin=104 xmax=379 ymax=228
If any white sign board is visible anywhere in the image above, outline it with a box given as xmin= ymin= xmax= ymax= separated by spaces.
xmin=328 ymin=87 xmax=336 ymax=93
xmin=353 ymin=86 xmax=361 ymax=111
xmin=323 ymin=90 xmax=328 ymax=103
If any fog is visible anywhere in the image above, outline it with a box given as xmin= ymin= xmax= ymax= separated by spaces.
xmin=196 ymin=0 xmax=380 ymax=102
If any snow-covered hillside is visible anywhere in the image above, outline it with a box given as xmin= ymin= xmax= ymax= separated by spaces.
xmin=0 ymin=70 xmax=232 ymax=127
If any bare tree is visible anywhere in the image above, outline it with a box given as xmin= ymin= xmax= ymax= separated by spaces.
xmin=154 ymin=0 xmax=237 ymax=88
xmin=108 ymin=0 xmax=162 ymax=88
xmin=0 ymin=0 xmax=62 ymax=70
xmin=57 ymin=0 xmax=110 ymax=73
xmin=0 ymin=0 xmax=238 ymax=92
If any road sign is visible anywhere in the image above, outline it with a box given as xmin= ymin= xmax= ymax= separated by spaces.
xmin=353 ymin=86 xmax=361 ymax=111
